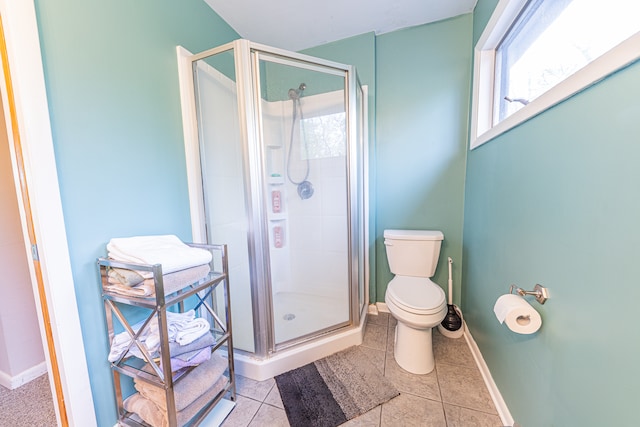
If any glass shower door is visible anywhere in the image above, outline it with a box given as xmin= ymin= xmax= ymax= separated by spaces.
xmin=254 ymin=53 xmax=351 ymax=346
xmin=192 ymin=47 xmax=256 ymax=353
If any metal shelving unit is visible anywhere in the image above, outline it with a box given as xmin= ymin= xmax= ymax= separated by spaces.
xmin=97 ymin=243 xmax=235 ymax=427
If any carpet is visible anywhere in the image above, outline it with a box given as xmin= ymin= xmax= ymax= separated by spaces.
xmin=0 ymin=374 xmax=57 ymax=427
xmin=275 ymin=346 xmax=399 ymax=427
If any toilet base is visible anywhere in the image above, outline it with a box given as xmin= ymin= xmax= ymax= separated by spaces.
xmin=393 ymin=322 xmax=435 ymax=375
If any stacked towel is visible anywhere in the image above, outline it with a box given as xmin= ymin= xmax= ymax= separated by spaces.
xmin=124 ymin=375 xmax=228 ymax=427
xmin=103 ymin=263 xmax=211 ymax=298
xmin=167 ymin=347 xmax=211 ymax=372
xmin=135 ymin=353 xmax=227 ymax=411
xmin=108 ymin=310 xmax=211 ymax=362
xmin=108 ymin=268 xmax=145 ymax=286
xmin=107 ymin=235 xmax=212 ymax=277
xmin=169 ymin=332 xmax=216 ymax=357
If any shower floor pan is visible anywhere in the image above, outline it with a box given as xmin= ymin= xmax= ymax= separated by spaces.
xmin=273 ymin=291 xmax=349 ymax=344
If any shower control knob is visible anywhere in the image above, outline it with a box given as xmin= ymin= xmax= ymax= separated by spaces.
xmin=297 ymin=181 xmax=314 ymax=200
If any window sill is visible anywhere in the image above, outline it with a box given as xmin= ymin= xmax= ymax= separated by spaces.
xmin=471 ymin=32 xmax=640 ymax=150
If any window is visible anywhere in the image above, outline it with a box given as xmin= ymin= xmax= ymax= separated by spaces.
xmin=471 ymin=0 xmax=640 ymax=149
xmin=301 ymin=112 xmax=346 ymax=159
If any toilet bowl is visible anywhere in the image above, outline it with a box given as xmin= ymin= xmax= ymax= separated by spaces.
xmin=383 ymin=229 xmax=447 ymax=374
xmin=385 ymin=276 xmax=446 ymax=374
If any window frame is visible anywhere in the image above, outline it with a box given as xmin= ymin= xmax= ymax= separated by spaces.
xmin=470 ymin=0 xmax=640 ymax=149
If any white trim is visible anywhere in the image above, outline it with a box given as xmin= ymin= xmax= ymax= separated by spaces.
xmin=464 ymin=323 xmax=514 ymax=426
xmin=470 ymin=0 xmax=640 ymax=149
xmin=0 ymin=361 xmax=48 ymax=390
xmin=0 ymin=1 xmax=96 ymax=425
xmin=375 ymin=302 xmax=390 ymax=313
xmin=362 ymin=84 xmax=370 ymax=312
xmin=367 ymin=303 xmax=379 ymax=315
xmin=177 ymin=46 xmax=207 ymax=243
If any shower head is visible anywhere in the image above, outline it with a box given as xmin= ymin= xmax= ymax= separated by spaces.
xmin=288 ymin=83 xmax=307 ymax=100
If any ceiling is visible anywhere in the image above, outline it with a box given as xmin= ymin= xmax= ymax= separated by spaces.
xmin=204 ymin=0 xmax=477 ymax=52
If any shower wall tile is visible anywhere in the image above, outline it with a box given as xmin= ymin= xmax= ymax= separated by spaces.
xmin=322 ymin=251 xmax=349 ymax=291
xmin=288 ymin=215 xmax=322 ymax=251
xmin=321 ymin=176 xmax=347 ymax=216
xmin=322 ymin=215 xmax=348 ymax=252
xmin=286 ymin=185 xmax=322 ymax=215
xmin=320 ymin=156 xmax=347 ymax=178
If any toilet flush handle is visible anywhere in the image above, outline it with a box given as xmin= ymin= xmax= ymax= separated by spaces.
xmin=384 ymin=240 xmax=393 ymax=246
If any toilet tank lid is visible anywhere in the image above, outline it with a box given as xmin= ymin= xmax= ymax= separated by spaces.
xmin=384 ymin=229 xmax=444 ymax=241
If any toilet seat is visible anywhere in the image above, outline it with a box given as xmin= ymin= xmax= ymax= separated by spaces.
xmin=386 ymin=276 xmax=445 ymax=315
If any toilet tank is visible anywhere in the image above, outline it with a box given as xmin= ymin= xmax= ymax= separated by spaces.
xmin=384 ymin=229 xmax=444 ymax=277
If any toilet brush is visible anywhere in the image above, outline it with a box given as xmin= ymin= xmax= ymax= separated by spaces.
xmin=439 ymin=257 xmax=464 ymax=338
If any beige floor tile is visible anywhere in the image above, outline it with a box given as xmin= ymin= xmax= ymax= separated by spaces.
xmin=443 ymin=404 xmax=503 ymax=427
xmin=248 ymin=403 xmax=290 ymax=427
xmin=388 ymin=315 xmax=397 ymax=327
xmin=339 ymin=405 xmax=381 ymax=426
xmin=362 ymin=322 xmax=387 ymax=351
xmin=350 ymin=344 xmax=386 ymax=373
xmin=385 ymin=324 xmax=396 ymax=355
xmin=367 ymin=312 xmax=390 ymax=327
xmin=381 ymin=394 xmax=446 ymax=427
xmin=436 ymin=362 xmax=497 ymax=414
xmin=221 ymin=395 xmax=261 ymax=427
xmin=433 ymin=330 xmax=475 ymax=367
xmin=225 ymin=327 xmax=501 ymax=427
xmin=235 ymin=375 xmax=276 ymax=402
xmin=384 ymin=355 xmax=441 ymax=401
xmin=264 ymin=383 xmax=284 ymax=409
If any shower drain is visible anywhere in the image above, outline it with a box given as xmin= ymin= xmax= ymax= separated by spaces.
xmin=283 ymin=313 xmax=296 ymax=321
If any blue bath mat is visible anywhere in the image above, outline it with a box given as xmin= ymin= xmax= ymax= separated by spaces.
xmin=275 ymin=346 xmax=399 ymax=427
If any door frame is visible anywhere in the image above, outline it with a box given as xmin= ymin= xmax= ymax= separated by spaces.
xmin=0 ymin=1 xmax=96 ymax=425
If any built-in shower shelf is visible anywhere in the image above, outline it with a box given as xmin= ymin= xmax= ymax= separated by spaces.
xmin=269 ymin=214 xmax=287 ymax=221
xmin=267 ymin=176 xmax=285 ymax=185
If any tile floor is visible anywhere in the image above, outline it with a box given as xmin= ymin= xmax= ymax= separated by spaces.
xmin=221 ymin=312 xmax=503 ymax=427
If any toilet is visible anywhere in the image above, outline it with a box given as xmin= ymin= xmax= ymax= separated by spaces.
xmin=384 ymin=229 xmax=447 ymax=374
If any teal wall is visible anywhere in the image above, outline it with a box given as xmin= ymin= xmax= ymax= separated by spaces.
xmin=33 ymin=1 xmax=239 ymax=425
xmin=33 ymin=1 xmax=636 ymax=424
xmin=375 ymin=16 xmax=472 ymax=304
xmin=303 ymin=18 xmax=472 ymax=305
xmin=464 ymin=1 xmax=640 ymax=425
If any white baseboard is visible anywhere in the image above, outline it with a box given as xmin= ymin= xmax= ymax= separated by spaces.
xmin=367 ymin=303 xmax=379 ymax=315
xmin=0 ymin=361 xmax=48 ymax=390
xmin=375 ymin=302 xmax=389 ymax=313
xmin=464 ymin=324 xmax=514 ymax=427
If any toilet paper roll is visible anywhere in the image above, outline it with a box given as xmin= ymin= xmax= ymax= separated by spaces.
xmin=493 ymin=294 xmax=542 ymax=334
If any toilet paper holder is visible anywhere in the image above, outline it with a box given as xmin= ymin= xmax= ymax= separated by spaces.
xmin=509 ymin=284 xmax=549 ymax=304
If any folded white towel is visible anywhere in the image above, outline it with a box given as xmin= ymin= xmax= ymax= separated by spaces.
xmin=107 ymin=267 xmax=145 ymax=287
xmin=107 ymin=235 xmax=212 ymax=277
xmin=174 ymin=318 xmax=210 ymax=346
xmin=108 ymin=319 xmax=152 ymax=362
xmin=109 ymin=310 xmax=210 ymax=362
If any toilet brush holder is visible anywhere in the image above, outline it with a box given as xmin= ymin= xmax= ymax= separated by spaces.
xmin=437 ymin=305 xmax=464 ymax=339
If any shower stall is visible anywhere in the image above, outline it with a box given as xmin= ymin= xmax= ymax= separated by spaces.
xmin=177 ymin=40 xmax=368 ymax=380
